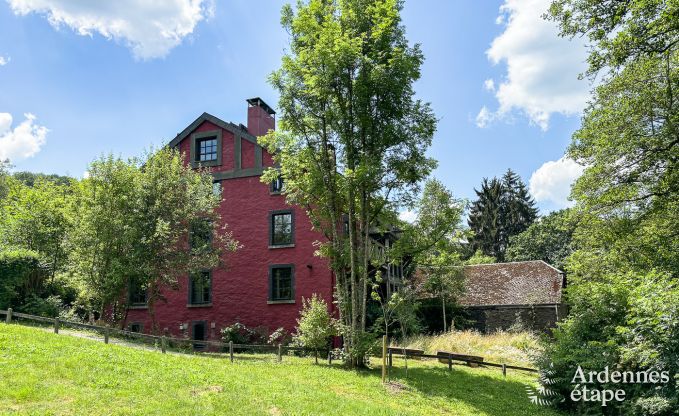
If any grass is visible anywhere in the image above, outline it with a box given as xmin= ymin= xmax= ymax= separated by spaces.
xmin=0 ymin=323 xmax=561 ymax=415
xmin=402 ymin=330 xmax=542 ymax=367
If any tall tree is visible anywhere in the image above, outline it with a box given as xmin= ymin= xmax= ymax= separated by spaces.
xmin=70 ymin=149 xmax=239 ymax=328
xmin=505 ymin=208 xmax=576 ymax=271
xmin=468 ymin=171 xmax=537 ymax=261
xmin=539 ymin=2 xmax=679 ymax=414
xmin=397 ymin=178 xmax=466 ymax=333
xmin=0 ymin=177 xmax=72 ymax=280
xmin=467 ymin=178 xmax=504 ymax=260
xmin=501 ymin=169 xmax=538 ymax=237
xmin=260 ymin=0 xmax=436 ymax=365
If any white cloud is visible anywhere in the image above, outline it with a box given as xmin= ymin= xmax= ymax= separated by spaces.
xmin=7 ymin=0 xmax=214 ymax=60
xmin=399 ymin=210 xmax=417 ymax=224
xmin=479 ymin=0 xmax=590 ymax=130
xmin=0 ymin=113 xmax=49 ymax=161
xmin=529 ymin=157 xmax=584 ymax=208
xmin=0 ymin=55 xmax=9 ymax=66
xmin=475 ymin=106 xmax=495 ymax=128
xmin=483 ymin=79 xmax=495 ymax=92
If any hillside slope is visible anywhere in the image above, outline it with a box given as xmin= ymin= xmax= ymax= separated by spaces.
xmin=0 ymin=324 xmax=558 ymax=415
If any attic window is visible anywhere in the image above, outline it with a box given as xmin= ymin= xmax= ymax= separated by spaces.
xmin=197 ymin=137 xmax=218 ymax=162
xmin=190 ymin=130 xmax=222 ymax=168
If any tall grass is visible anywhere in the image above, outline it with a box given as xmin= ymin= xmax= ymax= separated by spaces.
xmin=401 ymin=330 xmax=542 ymax=367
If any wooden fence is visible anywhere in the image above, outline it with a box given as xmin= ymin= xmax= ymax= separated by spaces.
xmin=1 ymin=308 xmax=538 ymax=375
xmin=385 ymin=345 xmax=538 ymax=376
xmin=0 ymin=308 xmax=331 ymax=364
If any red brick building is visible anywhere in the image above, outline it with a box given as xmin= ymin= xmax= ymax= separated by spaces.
xmin=124 ymin=98 xmax=335 ymax=342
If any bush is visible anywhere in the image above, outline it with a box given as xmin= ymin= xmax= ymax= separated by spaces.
xmin=540 ymin=271 xmax=679 ymax=415
xmin=293 ymin=294 xmax=336 ymax=351
xmin=20 ymin=294 xmax=63 ymax=318
xmin=220 ymin=322 xmax=257 ymax=344
xmin=268 ymin=327 xmax=290 ymax=346
xmin=0 ymin=248 xmax=46 ymax=309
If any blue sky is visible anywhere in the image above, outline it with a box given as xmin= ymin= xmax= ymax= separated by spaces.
xmin=0 ymin=0 xmax=591 ymax=213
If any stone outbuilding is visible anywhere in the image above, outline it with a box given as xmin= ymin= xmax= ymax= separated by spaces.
xmin=458 ymin=260 xmax=566 ymax=333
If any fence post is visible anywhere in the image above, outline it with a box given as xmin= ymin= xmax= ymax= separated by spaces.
xmin=448 ymin=354 xmax=452 ymax=371
xmin=229 ymin=341 xmax=233 ymax=363
xmin=161 ymin=336 xmax=167 ymax=354
xmin=54 ymin=318 xmax=60 ymax=334
xmin=381 ymin=335 xmax=387 ymax=383
xmin=104 ymin=328 xmax=110 ymax=344
xmin=502 ymin=364 xmax=507 ymax=377
xmin=277 ymin=344 xmax=282 ymax=363
xmin=389 ymin=349 xmax=393 ymax=368
xmin=5 ymin=308 xmax=12 ymax=324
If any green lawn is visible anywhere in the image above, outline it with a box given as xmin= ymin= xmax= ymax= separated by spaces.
xmin=0 ymin=323 xmax=561 ymax=415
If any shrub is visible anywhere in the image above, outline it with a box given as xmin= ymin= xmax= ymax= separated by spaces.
xmin=540 ymin=271 xmax=679 ymax=415
xmin=20 ymin=294 xmax=63 ymax=318
xmin=268 ymin=327 xmax=290 ymax=346
xmin=293 ymin=294 xmax=336 ymax=351
xmin=220 ymin=322 xmax=257 ymax=344
xmin=0 ymin=248 xmax=46 ymax=309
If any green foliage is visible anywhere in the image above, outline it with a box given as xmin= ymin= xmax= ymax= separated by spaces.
xmin=467 ymin=171 xmax=536 ymax=261
xmin=0 ymin=248 xmax=45 ymax=309
xmin=395 ymin=178 xmax=466 ymax=333
xmin=19 ymin=294 xmax=64 ymax=318
xmin=547 ymin=0 xmax=679 ymax=76
xmin=541 ymin=271 xmax=679 ymax=415
xmin=220 ymin=322 xmax=260 ymax=345
xmin=0 ymin=177 xmax=72 ymax=278
xmin=12 ymin=171 xmax=73 ymax=187
xmin=294 ymin=294 xmax=336 ymax=351
xmin=506 ymin=209 xmax=576 ymax=271
xmin=464 ymin=250 xmax=496 ymax=265
xmin=69 ymin=148 xmax=239 ymax=326
xmin=541 ymin=3 xmax=679 ymax=413
xmin=260 ymin=0 xmax=437 ymax=364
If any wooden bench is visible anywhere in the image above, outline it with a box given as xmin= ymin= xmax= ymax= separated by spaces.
xmin=387 ymin=347 xmax=424 ymax=356
xmin=436 ymin=351 xmax=484 ymax=367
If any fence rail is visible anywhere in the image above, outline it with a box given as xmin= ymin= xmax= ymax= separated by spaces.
xmin=1 ymin=308 xmax=538 ymax=375
xmin=0 ymin=308 xmax=331 ymax=363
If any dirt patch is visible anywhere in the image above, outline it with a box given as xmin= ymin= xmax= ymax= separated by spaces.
xmin=269 ymin=406 xmax=282 ymax=415
xmin=191 ymin=385 xmax=224 ymax=396
xmin=385 ymin=381 xmax=409 ymax=394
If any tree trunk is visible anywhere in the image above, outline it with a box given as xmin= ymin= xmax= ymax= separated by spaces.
xmin=442 ymin=296 xmax=447 ymax=333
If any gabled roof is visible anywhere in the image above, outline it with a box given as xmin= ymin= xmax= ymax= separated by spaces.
xmin=458 ymin=260 xmax=563 ymax=307
xmin=167 ymin=112 xmax=259 ymax=148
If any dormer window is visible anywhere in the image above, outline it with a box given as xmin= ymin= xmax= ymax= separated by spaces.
xmin=190 ymin=130 xmax=222 ymax=167
xmin=197 ymin=137 xmax=218 ymax=162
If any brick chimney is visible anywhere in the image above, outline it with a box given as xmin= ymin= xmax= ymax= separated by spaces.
xmin=246 ymin=97 xmax=275 ymax=137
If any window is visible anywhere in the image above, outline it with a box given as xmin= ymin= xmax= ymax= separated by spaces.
xmin=196 ymin=137 xmax=218 ymax=162
xmin=191 ymin=321 xmax=207 ymax=350
xmin=271 ymin=175 xmax=284 ymax=193
xmin=189 ymin=271 xmax=211 ymax=305
xmin=269 ymin=265 xmax=294 ymax=301
xmin=128 ymin=322 xmax=143 ymax=333
xmin=270 ymin=211 xmax=293 ymax=246
xmin=190 ymin=219 xmax=212 ymax=251
xmin=212 ymin=181 xmax=222 ymax=198
xmin=129 ymin=279 xmax=147 ymax=306
xmin=190 ymin=130 xmax=221 ymax=167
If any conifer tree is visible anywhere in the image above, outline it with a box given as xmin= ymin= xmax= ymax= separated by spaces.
xmin=468 ymin=170 xmax=538 ymax=261
xmin=468 ymin=178 xmax=504 ymax=260
xmin=501 ymin=169 xmax=538 ymax=238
